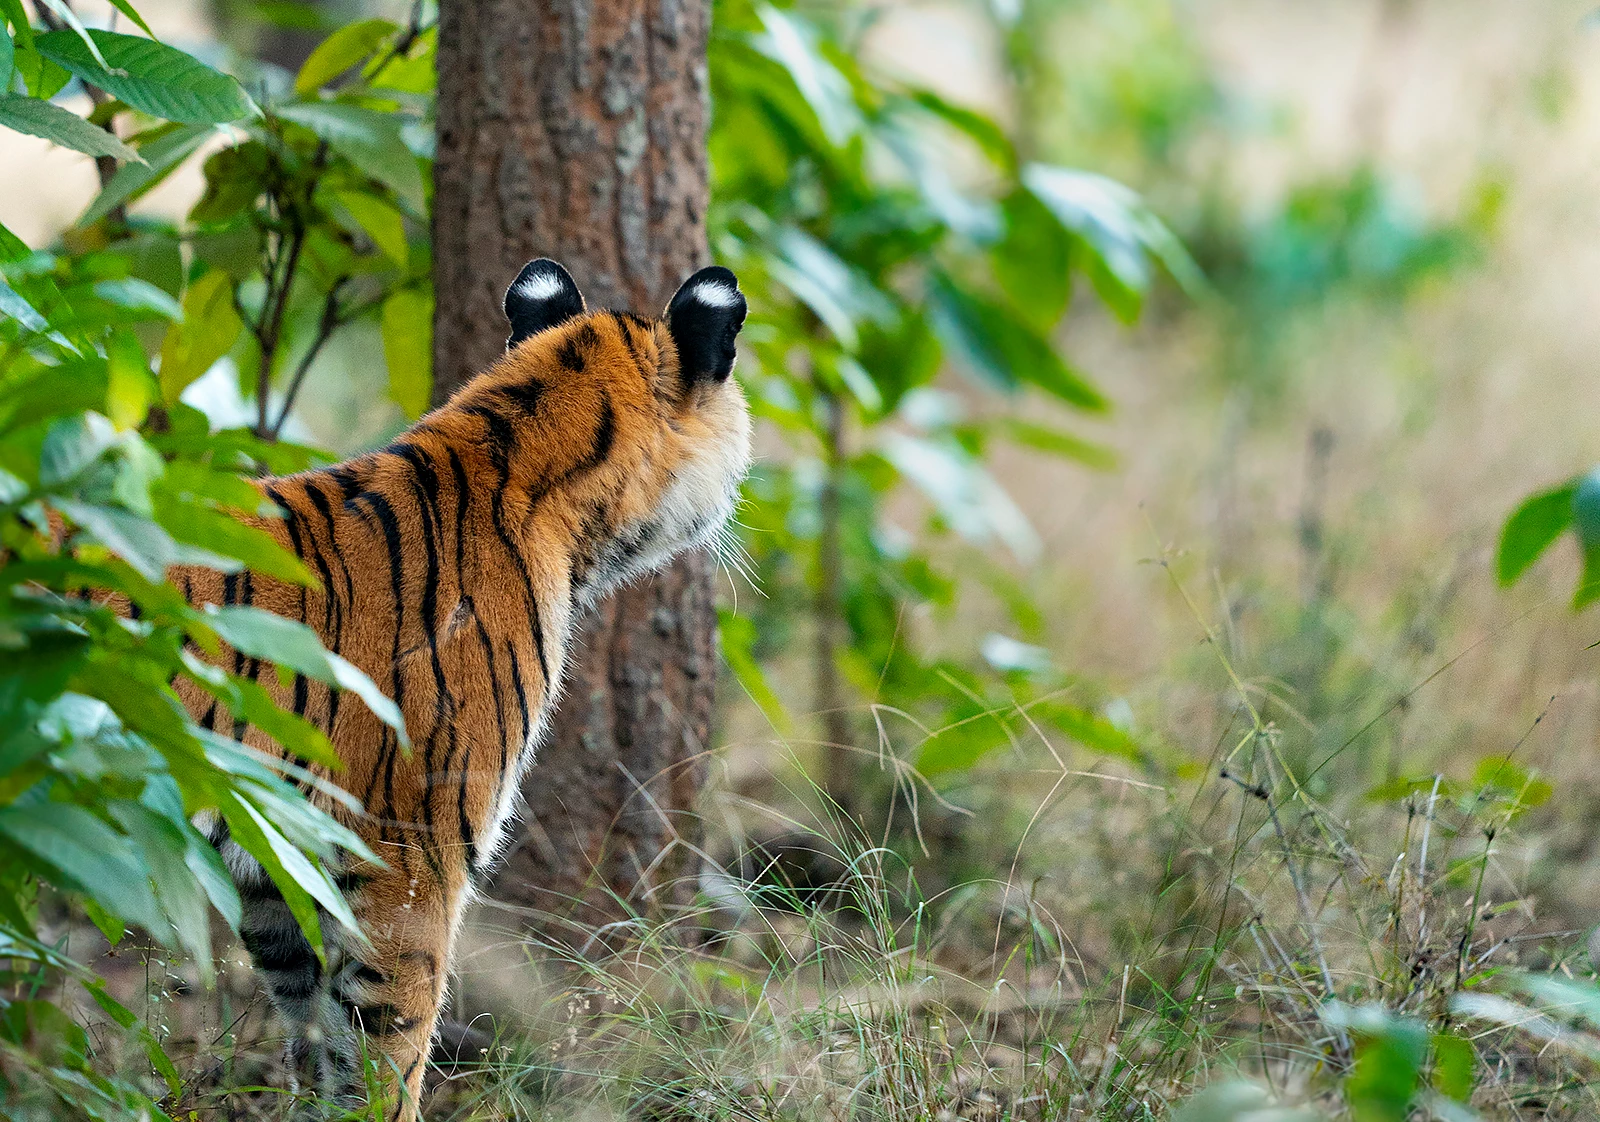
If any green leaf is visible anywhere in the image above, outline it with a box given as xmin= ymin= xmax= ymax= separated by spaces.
xmin=381 ymin=286 xmax=432 ymax=419
xmin=0 ymin=218 xmax=28 ymax=262
xmin=33 ymin=30 xmax=253 ymax=125
xmin=1325 ymin=1004 xmax=1429 ymax=1122
xmin=1496 ymin=481 xmax=1576 ymax=586
xmin=202 ymin=605 xmax=408 ymax=746
xmin=80 ymin=123 xmax=212 ymax=227
xmin=0 ymin=92 xmax=139 ymax=160
xmin=0 ymin=272 xmax=49 ymax=334
xmin=214 ymin=791 xmax=325 ymax=956
xmin=335 ymin=188 xmax=408 ymax=264
xmin=1569 ymin=468 xmax=1600 ymax=609
xmin=994 ymin=187 xmax=1074 ymax=330
xmin=752 ymin=4 xmax=861 ymax=148
xmin=101 ymin=0 xmax=154 ymax=37
xmin=105 ymin=328 xmax=157 ymax=430
xmin=0 ymin=24 xmax=14 ymax=90
xmin=33 ymin=0 xmax=112 ymax=70
xmin=1 ymin=0 xmax=31 ymax=52
xmin=718 ymin=610 xmax=790 ymax=734
xmin=1430 ymin=1032 xmax=1475 ymax=1102
xmin=905 ymin=88 xmax=1016 ymax=172
xmin=93 ymin=277 xmax=183 ymax=321
xmin=1023 ymin=164 xmax=1205 ymax=314
xmin=1001 ymin=419 xmax=1116 ymax=470
xmin=152 ymin=491 xmax=314 ymax=586
xmin=54 ymin=499 xmax=185 ymax=582
xmin=276 ymin=101 xmax=425 ymax=214
xmin=294 ymin=18 xmax=396 ymax=95
xmin=928 ymin=275 xmax=1107 ymax=411
xmin=0 ymin=802 xmax=166 ymax=937
xmin=158 ymin=268 xmax=241 ymax=401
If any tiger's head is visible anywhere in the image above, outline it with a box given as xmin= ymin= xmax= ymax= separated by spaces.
xmin=455 ymin=258 xmax=752 ymax=608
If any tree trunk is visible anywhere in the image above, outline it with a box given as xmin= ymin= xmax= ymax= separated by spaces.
xmin=432 ymin=0 xmax=715 ymax=946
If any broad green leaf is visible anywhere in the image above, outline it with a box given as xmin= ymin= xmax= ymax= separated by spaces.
xmin=335 ymin=188 xmax=408 ymax=264
xmin=276 ymin=101 xmax=425 ymax=214
xmin=1002 ymin=419 xmax=1116 ymax=470
xmin=905 ymin=88 xmax=1016 ymax=172
xmin=15 ymin=48 xmax=70 ymax=101
xmin=54 ymin=498 xmax=184 ymax=582
xmin=928 ymin=275 xmax=1107 ymax=411
xmin=202 ymin=605 xmax=408 ymax=745
xmin=158 ymin=269 xmax=241 ymax=401
xmin=93 ymin=277 xmax=183 ymax=321
xmin=0 ymin=91 xmax=138 ymax=160
xmin=381 ymin=286 xmax=431 ymax=418
xmin=105 ymin=329 xmax=156 ymax=430
xmin=294 ymin=18 xmax=396 ymax=95
xmin=0 ymin=802 xmax=166 ymax=936
xmin=1496 ymin=480 xmax=1576 ymax=585
xmin=34 ymin=0 xmax=112 ymax=70
xmin=1023 ymin=164 xmax=1206 ymax=314
xmin=0 ymin=218 xmax=28 ymax=261
xmin=80 ymin=123 xmax=212 ymax=227
xmin=0 ymin=273 xmax=49 ymax=334
xmin=109 ymin=801 xmax=211 ymax=962
xmin=1 ymin=0 xmax=31 ymax=51
xmin=1325 ymin=1004 xmax=1429 ymax=1122
xmin=151 ymin=491 xmax=314 ymax=586
xmin=753 ymin=4 xmax=860 ymax=148
xmin=0 ymin=24 xmax=13 ymax=90
xmin=180 ymin=653 xmax=340 ymax=769
xmin=1430 ymin=1033 xmax=1475 ymax=1103
xmin=34 ymin=30 xmax=253 ymax=125
xmin=994 ymin=187 xmax=1074 ymax=330
xmin=215 ymin=791 xmax=325 ymax=956
xmin=1575 ymin=468 xmax=1600 ymax=608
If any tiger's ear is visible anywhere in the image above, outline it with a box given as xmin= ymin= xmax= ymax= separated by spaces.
xmin=504 ymin=259 xmax=586 ymax=349
xmin=666 ymin=265 xmax=746 ymax=384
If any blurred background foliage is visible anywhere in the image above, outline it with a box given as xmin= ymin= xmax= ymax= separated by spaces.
xmin=7 ymin=0 xmax=1600 ymax=1117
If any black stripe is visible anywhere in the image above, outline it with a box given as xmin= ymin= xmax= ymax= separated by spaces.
xmin=497 ymin=379 xmax=543 ymax=416
xmin=462 ymin=406 xmax=552 ymax=688
xmin=447 ymin=446 xmax=470 ymax=593
xmin=506 ymin=640 xmax=530 ymax=751
xmin=328 ymin=463 xmax=366 ymax=502
xmin=349 ymin=489 xmax=411 ymax=861
xmin=333 ymin=869 xmax=371 ymax=893
xmin=556 ymin=322 xmax=598 ymax=371
xmin=301 ymin=481 xmax=352 ymax=738
xmin=350 ymin=963 xmax=387 ymax=986
xmin=387 ymin=444 xmax=459 ymax=872
xmin=471 ymin=611 xmax=511 ymax=864
xmin=609 ymin=310 xmax=650 ymax=377
xmin=340 ymin=998 xmax=410 ymax=1036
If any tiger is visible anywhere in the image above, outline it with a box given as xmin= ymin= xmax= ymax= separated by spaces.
xmin=168 ymin=259 xmax=750 ymax=1119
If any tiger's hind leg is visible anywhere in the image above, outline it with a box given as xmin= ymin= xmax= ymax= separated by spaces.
xmin=331 ymin=847 xmax=463 ymax=1122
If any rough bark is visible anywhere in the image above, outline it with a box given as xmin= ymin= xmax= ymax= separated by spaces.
xmin=432 ymin=0 xmax=715 ymax=944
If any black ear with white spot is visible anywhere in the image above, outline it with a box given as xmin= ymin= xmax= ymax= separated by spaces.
xmin=504 ymin=259 xmax=586 ymax=349
xmin=666 ymin=265 xmax=747 ymax=384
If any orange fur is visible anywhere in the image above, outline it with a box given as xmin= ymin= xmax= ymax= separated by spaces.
xmin=164 ymin=288 xmax=749 ymax=1118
